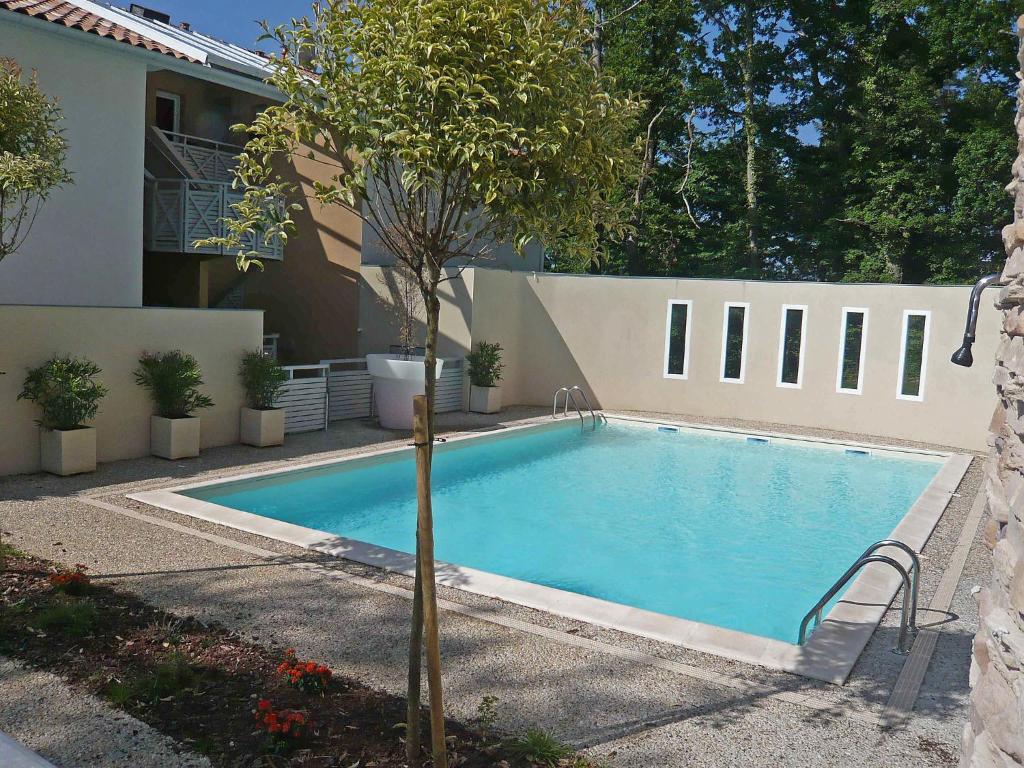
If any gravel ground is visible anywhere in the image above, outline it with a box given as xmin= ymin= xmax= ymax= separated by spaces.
xmin=0 ymin=659 xmax=209 ymax=768
xmin=0 ymin=408 xmax=987 ymax=768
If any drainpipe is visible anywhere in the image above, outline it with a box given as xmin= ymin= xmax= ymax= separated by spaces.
xmin=950 ymin=273 xmax=1001 ymax=367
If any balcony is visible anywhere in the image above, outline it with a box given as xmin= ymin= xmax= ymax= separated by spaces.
xmin=144 ymin=128 xmax=282 ymax=260
xmin=146 ymin=178 xmax=283 ymax=260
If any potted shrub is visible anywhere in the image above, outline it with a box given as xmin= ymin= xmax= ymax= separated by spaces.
xmin=134 ymin=351 xmax=214 ymax=459
xmin=18 ymin=357 xmax=107 ymax=476
xmin=239 ymin=351 xmax=287 ymax=447
xmin=466 ymin=341 xmax=504 ymax=414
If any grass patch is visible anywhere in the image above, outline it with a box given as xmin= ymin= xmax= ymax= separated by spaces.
xmin=0 ymin=541 xmax=25 ymax=559
xmin=507 ymin=730 xmax=572 ymax=767
xmin=106 ymin=653 xmax=199 ymax=704
xmin=34 ymin=596 xmax=99 ymax=637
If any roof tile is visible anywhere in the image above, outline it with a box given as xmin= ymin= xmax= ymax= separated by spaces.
xmin=0 ymin=0 xmax=201 ymax=63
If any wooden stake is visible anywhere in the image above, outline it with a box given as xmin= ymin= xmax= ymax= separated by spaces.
xmin=413 ymin=394 xmax=446 ymax=767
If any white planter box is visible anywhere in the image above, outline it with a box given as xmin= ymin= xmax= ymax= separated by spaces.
xmin=470 ymin=385 xmax=502 ymax=414
xmin=366 ymin=354 xmax=444 ymax=430
xmin=40 ymin=426 xmax=96 ymax=476
xmin=151 ymin=415 xmax=200 ymax=460
xmin=240 ymin=407 xmax=285 ymax=447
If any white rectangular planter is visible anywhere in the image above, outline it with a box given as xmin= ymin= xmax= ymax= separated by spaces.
xmin=240 ymin=407 xmax=285 ymax=448
xmin=40 ymin=426 xmax=96 ymax=476
xmin=151 ymin=416 xmax=201 ymax=460
xmin=470 ymin=385 xmax=502 ymax=414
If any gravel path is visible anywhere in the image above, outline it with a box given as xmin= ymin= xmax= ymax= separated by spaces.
xmin=0 ymin=658 xmax=209 ymax=768
xmin=0 ymin=408 xmax=986 ymax=767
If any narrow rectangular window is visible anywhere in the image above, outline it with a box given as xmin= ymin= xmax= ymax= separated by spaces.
xmin=720 ymin=302 xmax=750 ymax=383
xmin=663 ymin=300 xmax=692 ymax=379
xmin=897 ymin=310 xmax=930 ymax=401
xmin=777 ymin=305 xmax=807 ymax=388
xmin=836 ymin=308 xmax=869 ymax=394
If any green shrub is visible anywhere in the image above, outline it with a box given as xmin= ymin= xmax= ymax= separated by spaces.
xmin=466 ymin=341 xmax=504 ymax=388
xmin=18 ymin=356 xmax=107 ymax=430
xmin=35 ymin=596 xmax=99 ymax=637
xmin=134 ymin=351 xmax=214 ymax=419
xmin=506 ymin=729 xmax=571 ymax=767
xmin=239 ymin=351 xmax=287 ymax=410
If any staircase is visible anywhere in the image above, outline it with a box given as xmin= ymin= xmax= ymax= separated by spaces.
xmin=146 ymin=126 xmax=239 ymax=182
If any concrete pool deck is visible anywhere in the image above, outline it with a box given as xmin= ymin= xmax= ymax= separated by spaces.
xmin=0 ymin=407 xmax=988 ymax=767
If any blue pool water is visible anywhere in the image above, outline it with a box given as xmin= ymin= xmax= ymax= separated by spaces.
xmin=186 ymin=422 xmax=940 ymax=643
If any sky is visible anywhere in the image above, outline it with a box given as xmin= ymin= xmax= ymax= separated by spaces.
xmin=122 ymin=1 xmax=313 ymax=49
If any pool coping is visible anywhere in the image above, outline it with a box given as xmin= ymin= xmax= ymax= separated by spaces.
xmin=128 ymin=415 xmax=971 ymax=685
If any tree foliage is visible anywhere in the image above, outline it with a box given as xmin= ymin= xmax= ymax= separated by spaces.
xmin=568 ymin=0 xmax=1017 ymax=284
xmin=0 ymin=58 xmax=72 ymax=262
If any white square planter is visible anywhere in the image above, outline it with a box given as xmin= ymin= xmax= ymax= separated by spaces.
xmin=470 ymin=385 xmax=502 ymax=414
xmin=151 ymin=415 xmax=201 ymax=460
xmin=40 ymin=426 xmax=97 ymax=476
xmin=240 ymin=407 xmax=285 ymax=447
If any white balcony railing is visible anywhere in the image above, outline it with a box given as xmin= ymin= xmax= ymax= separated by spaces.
xmin=146 ymin=178 xmax=283 ymax=260
xmin=158 ymin=128 xmax=242 ymax=183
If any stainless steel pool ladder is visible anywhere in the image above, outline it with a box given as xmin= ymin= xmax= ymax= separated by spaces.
xmin=552 ymin=386 xmax=600 ymax=430
xmin=798 ymin=539 xmax=921 ymax=654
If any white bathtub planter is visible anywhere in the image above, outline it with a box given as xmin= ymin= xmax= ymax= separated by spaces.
xmin=466 ymin=341 xmax=504 ymax=415
xmin=367 ymin=353 xmax=444 ymax=429
xmin=238 ymin=350 xmax=288 ymax=447
xmin=134 ymin=350 xmax=214 ymax=460
xmin=18 ymin=356 xmax=107 ymax=476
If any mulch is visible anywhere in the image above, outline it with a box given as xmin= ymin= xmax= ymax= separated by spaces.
xmin=0 ymin=552 xmax=563 ymax=768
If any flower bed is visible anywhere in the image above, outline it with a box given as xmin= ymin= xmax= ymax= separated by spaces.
xmin=0 ymin=550 xmax=590 ymax=767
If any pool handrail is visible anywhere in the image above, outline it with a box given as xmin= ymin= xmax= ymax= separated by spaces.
xmin=552 ymin=386 xmax=598 ymax=429
xmin=798 ymin=549 xmax=916 ymax=654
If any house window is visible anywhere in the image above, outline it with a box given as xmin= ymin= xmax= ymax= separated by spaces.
xmin=663 ymin=300 xmax=692 ymax=379
xmin=720 ymin=302 xmax=750 ymax=383
xmin=777 ymin=305 xmax=807 ymax=388
xmin=836 ymin=308 xmax=868 ymax=394
xmin=155 ymin=91 xmax=181 ymax=134
xmin=898 ymin=310 xmax=930 ymax=401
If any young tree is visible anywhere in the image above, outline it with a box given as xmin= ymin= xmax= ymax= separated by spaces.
xmin=204 ymin=0 xmax=641 ymax=763
xmin=0 ymin=58 xmax=72 ymax=263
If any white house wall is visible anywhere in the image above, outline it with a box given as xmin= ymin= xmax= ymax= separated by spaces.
xmin=0 ymin=19 xmax=146 ymax=307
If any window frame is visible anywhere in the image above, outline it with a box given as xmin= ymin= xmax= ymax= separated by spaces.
xmin=896 ymin=309 xmax=931 ymax=402
xmin=835 ymin=306 xmax=869 ymax=395
xmin=719 ymin=301 xmax=751 ymax=384
xmin=776 ymin=304 xmax=808 ymax=389
xmin=662 ymin=299 xmax=693 ymax=380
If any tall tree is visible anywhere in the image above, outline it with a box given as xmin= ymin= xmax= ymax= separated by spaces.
xmin=203 ymin=0 xmax=640 ymax=763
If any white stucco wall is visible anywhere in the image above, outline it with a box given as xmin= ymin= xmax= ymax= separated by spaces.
xmin=0 ymin=18 xmax=147 ymax=307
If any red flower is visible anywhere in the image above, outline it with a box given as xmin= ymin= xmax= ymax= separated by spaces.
xmin=257 ymin=698 xmax=272 ymax=712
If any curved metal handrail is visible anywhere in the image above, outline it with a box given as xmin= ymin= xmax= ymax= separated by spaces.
xmin=861 ymin=540 xmax=920 ymax=630
xmin=798 ymin=553 xmax=915 ymax=654
xmin=552 ymin=387 xmax=585 ymax=428
xmin=552 ymin=386 xmax=599 ymax=429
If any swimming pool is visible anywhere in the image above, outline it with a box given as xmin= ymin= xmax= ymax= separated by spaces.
xmin=133 ymin=416 xmax=966 ymax=682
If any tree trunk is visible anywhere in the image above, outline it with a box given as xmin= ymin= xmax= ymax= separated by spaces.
xmin=405 ymin=553 xmax=423 ymax=762
xmin=742 ymin=3 xmax=760 ymax=274
xmin=416 ymin=261 xmax=446 ymax=767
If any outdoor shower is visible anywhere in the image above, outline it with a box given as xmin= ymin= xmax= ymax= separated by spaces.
xmin=950 ymin=273 xmax=1001 ymax=367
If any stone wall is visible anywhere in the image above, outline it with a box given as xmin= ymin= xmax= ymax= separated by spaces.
xmin=962 ymin=18 xmax=1024 ymax=768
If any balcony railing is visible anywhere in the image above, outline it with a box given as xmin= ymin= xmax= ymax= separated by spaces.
xmin=156 ymin=128 xmax=242 ymax=183
xmin=146 ymin=178 xmax=283 ymax=260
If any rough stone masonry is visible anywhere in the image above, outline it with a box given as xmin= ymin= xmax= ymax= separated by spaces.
xmin=962 ymin=17 xmax=1024 ymax=768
